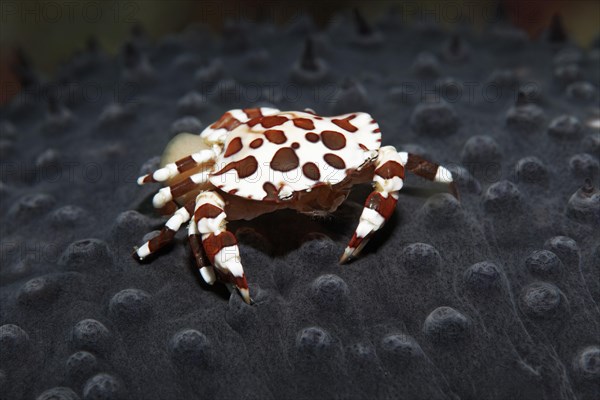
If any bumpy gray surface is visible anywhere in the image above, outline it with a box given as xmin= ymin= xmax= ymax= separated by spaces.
xmin=1 ymin=10 xmax=600 ymax=400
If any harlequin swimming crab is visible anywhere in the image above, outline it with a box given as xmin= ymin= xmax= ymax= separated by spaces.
xmin=133 ymin=107 xmax=457 ymax=304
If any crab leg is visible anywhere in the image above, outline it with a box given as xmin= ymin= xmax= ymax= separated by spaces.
xmin=340 ymin=146 xmax=403 ymax=264
xmin=340 ymin=147 xmax=457 ymax=263
xmin=151 ymin=170 xmax=211 ymax=209
xmin=133 ymin=200 xmax=195 ymax=260
xmin=137 ymin=149 xmax=216 ymax=185
xmin=187 ymin=219 xmax=217 ymax=285
xmin=194 ymin=191 xmax=252 ymax=304
xmin=400 ymin=152 xmax=458 ymax=199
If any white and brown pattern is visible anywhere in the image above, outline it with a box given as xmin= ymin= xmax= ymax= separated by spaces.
xmin=134 ymin=107 xmax=458 ymax=304
xmin=208 ymin=109 xmax=381 ymax=201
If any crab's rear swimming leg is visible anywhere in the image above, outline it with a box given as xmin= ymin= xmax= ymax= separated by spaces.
xmin=340 ymin=146 xmax=458 ymax=264
xmin=194 ymin=190 xmax=252 ymax=304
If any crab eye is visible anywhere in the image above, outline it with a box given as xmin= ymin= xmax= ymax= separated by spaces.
xmin=359 ymin=150 xmax=378 ymax=168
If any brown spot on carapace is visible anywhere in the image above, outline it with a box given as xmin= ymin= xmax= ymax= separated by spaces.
xmin=247 ymin=117 xmax=261 ymax=127
xmin=224 ymin=137 xmax=243 ymax=157
xmin=270 ymin=147 xmax=300 ymax=172
xmin=260 ymin=115 xmax=289 ymax=128
xmin=366 ymin=192 xmax=397 ymax=220
xmin=358 ymin=143 xmax=368 ymax=151
xmin=302 ymin=162 xmax=321 ymax=180
xmin=291 ymin=142 xmax=300 ymax=149
xmin=249 ymin=138 xmax=263 ymax=148
xmin=194 ymin=203 xmax=223 ymax=221
xmin=263 ymin=182 xmax=278 ymax=200
xmin=264 ymin=129 xmax=287 ymax=144
xmin=210 ymin=112 xmax=242 ymax=131
xmin=293 ymin=118 xmax=315 ymax=130
xmin=373 ymin=128 xmax=381 ymax=133
xmin=202 ymin=231 xmax=237 ymax=264
xmin=212 ymin=155 xmax=258 ymax=179
xmin=332 ymin=114 xmax=358 ymax=132
xmin=375 ymin=160 xmax=405 ymax=180
xmin=321 ymin=130 xmax=347 ymax=150
xmin=305 ymin=132 xmax=319 ymax=143
xmin=228 ymin=188 xmax=238 ymax=195
xmin=323 ymin=153 xmax=346 ymax=169
xmin=243 ymin=108 xmax=263 ymax=119
xmin=405 ymin=153 xmax=438 ymax=180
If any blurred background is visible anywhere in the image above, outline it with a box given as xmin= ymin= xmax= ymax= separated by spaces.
xmin=1 ymin=0 xmax=599 ymax=105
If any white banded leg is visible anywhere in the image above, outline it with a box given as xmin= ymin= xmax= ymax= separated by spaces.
xmin=399 ymin=151 xmax=458 ymax=199
xmin=340 ymin=146 xmax=403 ymax=264
xmin=133 ymin=200 xmax=195 ymax=260
xmin=194 ymin=191 xmax=252 ymax=304
xmin=137 ymin=149 xmax=216 ymax=185
xmin=340 ymin=147 xmax=458 ymax=263
xmin=151 ymin=170 xmax=211 ymax=209
xmin=187 ymin=219 xmax=216 ymax=285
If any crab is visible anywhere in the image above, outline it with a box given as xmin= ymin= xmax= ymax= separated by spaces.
xmin=133 ymin=107 xmax=457 ymax=304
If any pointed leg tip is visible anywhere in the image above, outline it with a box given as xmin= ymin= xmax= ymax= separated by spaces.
xmin=339 ymin=248 xmax=354 ymax=264
xmin=239 ymin=287 xmax=252 ymax=304
xmin=449 ymin=182 xmax=460 ymax=201
xmin=131 ymin=249 xmax=142 ymax=262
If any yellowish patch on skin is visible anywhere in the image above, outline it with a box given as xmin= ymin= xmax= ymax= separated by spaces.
xmin=160 ymin=132 xmax=215 ymax=205
xmin=160 ymin=132 xmax=212 ymax=167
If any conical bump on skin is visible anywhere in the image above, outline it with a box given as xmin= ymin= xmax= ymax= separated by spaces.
xmin=290 ymin=37 xmax=329 ymax=84
xmin=36 ymin=387 xmax=80 ymax=400
xmin=410 ymin=101 xmax=459 ymax=136
xmin=169 ymin=329 xmax=213 ymax=367
xmin=0 ymin=324 xmax=30 ymax=360
xmin=423 ymin=307 xmax=471 ymax=342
